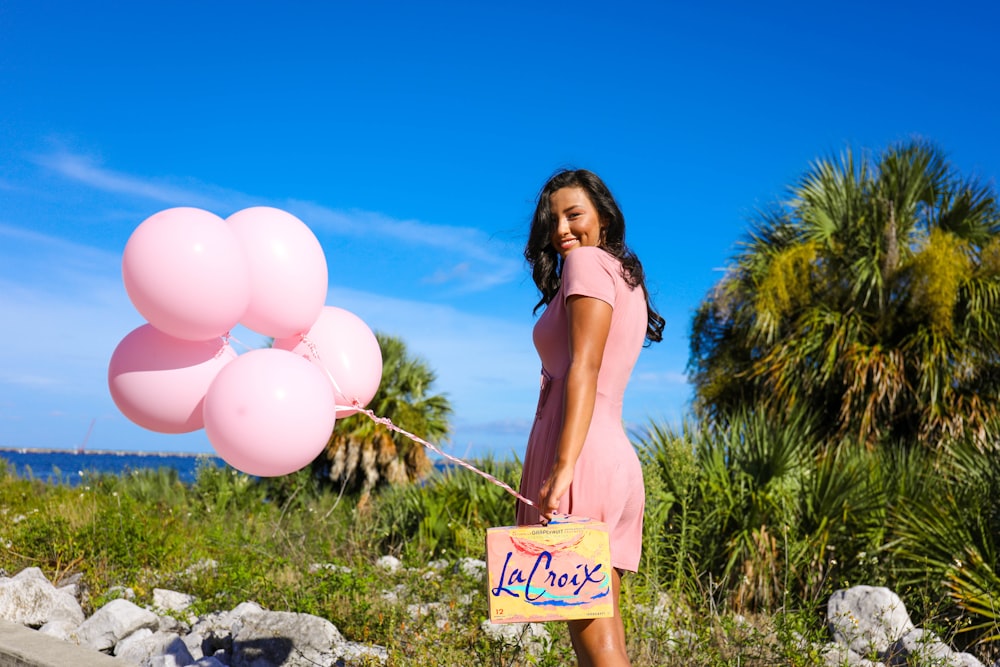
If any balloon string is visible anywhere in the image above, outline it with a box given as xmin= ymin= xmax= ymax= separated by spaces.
xmin=298 ymin=334 xmax=350 ymax=403
xmin=340 ymin=402 xmax=537 ymax=509
xmin=221 ymin=332 xmax=254 ymax=355
xmin=291 ymin=332 xmax=536 ymax=509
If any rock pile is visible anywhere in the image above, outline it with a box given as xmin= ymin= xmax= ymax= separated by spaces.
xmin=0 ymin=566 xmax=388 ymax=666
xmin=0 ymin=565 xmax=991 ymax=666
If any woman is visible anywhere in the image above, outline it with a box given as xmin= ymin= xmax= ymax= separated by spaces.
xmin=517 ymin=169 xmax=664 ymax=666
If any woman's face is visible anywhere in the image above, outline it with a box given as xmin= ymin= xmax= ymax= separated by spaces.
xmin=549 ymin=187 xmax=605 ymax=259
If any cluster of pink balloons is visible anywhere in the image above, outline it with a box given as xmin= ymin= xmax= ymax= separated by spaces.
xmin=107 ymin=206 xmax=383 ymax=477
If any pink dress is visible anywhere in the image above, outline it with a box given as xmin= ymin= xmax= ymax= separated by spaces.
xmin=516 ymin=246 xmax=647 ymax=572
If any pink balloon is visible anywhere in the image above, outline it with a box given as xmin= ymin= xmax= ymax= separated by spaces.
xmin=274 ymin=306 xmax=383 ymax=417
xmin=108 ymin=324 xmax=237 ymax=434
xmin=203 ymin=348 xmax=336 ymax=476
xmin=227 ymin=207 xmax=328 ymax=338
xmin=123 ymin=207 xmax=251 ymax=341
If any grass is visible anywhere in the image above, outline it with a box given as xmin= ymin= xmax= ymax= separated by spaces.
xmin=0 ymin=449 xmax=996 ymax=666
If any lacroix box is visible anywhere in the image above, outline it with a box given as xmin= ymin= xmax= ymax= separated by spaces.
xmin=486 ymin=516 xmax=613 ymax=623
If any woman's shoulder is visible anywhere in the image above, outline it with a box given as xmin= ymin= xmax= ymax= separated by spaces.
xmin=563 ymin=247 xmax=625 ymax=288
xmin=561 ymin=247 xmax=623 ymax=302
xmin=563 ymin=246 xmax=621 ymax=274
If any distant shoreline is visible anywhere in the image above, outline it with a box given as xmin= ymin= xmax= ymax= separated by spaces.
xmin=0 ymin=447 xmax=218 ymax=458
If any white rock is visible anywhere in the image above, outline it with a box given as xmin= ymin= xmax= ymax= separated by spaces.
xmin=457 ymin=557 xmax=487 ymax=578
xmin=480 ymin=621 xmax=550 ymax=656
xmin=230 ymin=601 xmax=265 ymax=617
xmin=182 ymin=559 xmax=219 ymax=576
xmin=157 ymin=613 xmax=190 ymax=634
xmin=153 ymin=588 xmax=196 ymax=614
xmin=308 ymin=563 xmax=353 ymax=574
xmin=188 ymin=602 xmax=265 ymax=657
xmin=820 ymin=641 xmax=884 ymax=666
xmin=147 ymin=653 xmax=193 ymax=667
xmin=114 ymin=627 xmax=155 ymax=655
xmin=231 ymin=610 xmax=345 ymax=667
xmin=37 ymin=617 xmax=81 ymax=642
xmin=885 ymin=628 xmax=985 ymax=666
xmin=76 ymin=598 xmax=159 ymax=652
xmin=182 ymin=629 xmax=206 ymax=660
xmin=827 ymin=585 xmax=914 ymax=656
xmin=952 ymin=653 xmax=987 ymax=667
xmin=375 ymin=555 xmax=402 ymax=573
xmin=406 ymin=602 xmax=451 ymax=629
xmin=0 ymin=566 xmax=85 ymax=626
xmin=380 ymin=583 xmax=407 ymax=605
xmin=58 ymin=583 xmax=79 ymax=598
xmin=191 ymin=658 xmax=228 ymax=667
xmin=116 ymin=630 xmax=195 ymax=666
xmin=339 ymin=640 xmax=389 ymax=665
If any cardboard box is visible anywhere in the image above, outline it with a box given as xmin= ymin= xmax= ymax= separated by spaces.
xmin=485 ymin=516 xmax=613 ymax=623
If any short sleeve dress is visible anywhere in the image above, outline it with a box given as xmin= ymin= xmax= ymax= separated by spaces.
xmin=516 ymin=246 xmax=648 ymax=572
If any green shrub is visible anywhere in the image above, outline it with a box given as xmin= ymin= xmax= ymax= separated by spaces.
xmin=367 ymin=457 xmax=520 ymax=560
xmin=3 ymin=424 xmax=1000 ymax=665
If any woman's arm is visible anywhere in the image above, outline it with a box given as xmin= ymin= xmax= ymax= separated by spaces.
xmin=537 ymin=293 xmax=612 ymax=521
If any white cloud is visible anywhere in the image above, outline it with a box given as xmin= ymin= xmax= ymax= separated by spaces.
xmin=286 ymin=201 xmax=523 ymax=294
xmin=33 ymin=152 xmax=239 ymax=211
xmin=0 ymin=222 xmax=113 ymax=259
xmin=31 ymin=151 xmax=524 ymax=295
xmin=0 ymin=372 xmax=63 ymax=389
xmin=423 ymin=262 xmax=473 ymax=285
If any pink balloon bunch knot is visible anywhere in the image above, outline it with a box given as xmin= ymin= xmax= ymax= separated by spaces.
xmin=299 ymin=334 xmax=322 ymax=361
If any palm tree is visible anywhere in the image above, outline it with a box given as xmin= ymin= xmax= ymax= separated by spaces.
xmin=312 ymin=333 xmax=453 ymax=499
xmin=690 ymin=140 xmax=1000 ymax=448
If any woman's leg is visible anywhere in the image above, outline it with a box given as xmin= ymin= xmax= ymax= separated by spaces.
xmin=567 ymin=568 xmax=630 ymax=667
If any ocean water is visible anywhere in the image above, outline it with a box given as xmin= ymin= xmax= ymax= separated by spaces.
xmin=0 ymin=449 xmax=223 ymax=486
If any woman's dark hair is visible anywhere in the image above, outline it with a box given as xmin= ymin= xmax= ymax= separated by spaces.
xmin=524 ymin=169 xmax=664 ymax=344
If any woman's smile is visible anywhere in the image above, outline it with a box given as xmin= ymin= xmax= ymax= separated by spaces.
xmin=549 ymin=187 xmax=605 ymax=258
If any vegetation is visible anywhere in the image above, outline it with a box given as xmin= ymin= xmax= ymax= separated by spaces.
xmin=312 ymin=333 xmax=452 ymax=501
xmin=690 ymin=140 xmax=1000 ymax=447
xmin=636 ymin=414 xmax=1000 ymax=660
xmin=3 ymin=427 xmax=999 ymax=666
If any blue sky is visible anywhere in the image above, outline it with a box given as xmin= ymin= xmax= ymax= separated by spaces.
xmin=2 ymin=1 xmax=999 ymax=460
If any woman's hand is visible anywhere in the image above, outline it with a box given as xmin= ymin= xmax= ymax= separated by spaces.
xmin=538 ymin=463 xmax=574 ymax=523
